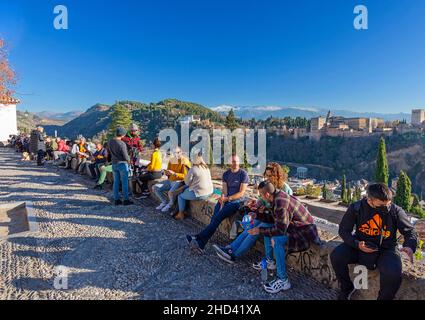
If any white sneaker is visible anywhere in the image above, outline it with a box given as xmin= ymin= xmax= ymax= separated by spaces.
xmin=156 ymin=202 xmax=167 ymax=210
xmin=264 ymin=278 xmax=291 ymax=294
xmin=161 ymin=203 xmax=173 ymax=212
xmin=252 ymin=259 xmax=276 ymax=271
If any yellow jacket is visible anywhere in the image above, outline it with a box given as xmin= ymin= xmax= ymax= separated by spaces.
xmin=147 ymin=149 xmax=162 ymax=172
xmin=168 ymin=156 xmax=191 ymax=181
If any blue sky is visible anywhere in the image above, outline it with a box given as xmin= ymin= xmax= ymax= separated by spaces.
xmin=1 ymin=0 xmax=424 ymax=113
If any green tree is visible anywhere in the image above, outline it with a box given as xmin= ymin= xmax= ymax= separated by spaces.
xmin=341 ymin=175 xmax=347 ymax=203
xmin=375 ymin=137 xmax=389 ymax=185
xmin=412 ymin=194 xmax=421 ymax=208
xmin=394 ymin=170 xmax=412 ymax=212
xmin=225 ymin=109 xmax=238 ymax=131
xmin=322 ymin=183 xmax=329 ymax=200
xmin=107 ymin=104 xmax=133 ymax=139
xmin=354 ymin=186 xmax=362 ymax=202
xmin=347 ymin=186 xmax=353 ymax=204
xmin=281 ymin=165 xmax=290 ymax=176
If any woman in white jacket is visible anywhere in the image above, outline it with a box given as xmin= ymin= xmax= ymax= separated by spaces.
xmin=175 ymin=154 xmax=213 ymax=220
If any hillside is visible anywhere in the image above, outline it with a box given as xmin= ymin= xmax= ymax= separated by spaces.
xmin=17 ymin=110 xmax=83 ymax=133
xmin=267 ymin=132 xmax=425 ymax=195
xmin=44 ymin=99 xmax=225 ymax=141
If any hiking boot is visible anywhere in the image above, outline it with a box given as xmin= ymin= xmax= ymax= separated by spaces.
xmin=94 ymin=184 xmax=103 ymax=190
xmin=337 ymin=287 xmax=357 ymax=300
xmin=253 ymin=259 xmax=276 ymax=271
xmin=123 ymin=200 xmax=134 ymax=206
xmin=133 ymin=193 xmax=145 ymax=200
xmin=264 ymin=277 xmax=291 ymax=294
xmin=174 ymin=211 xmax=185 ymax=221
xmin=185 ymin=235 xmax=204 ymax=255
xmin=115 ymin=200 xmax=123 ymax=206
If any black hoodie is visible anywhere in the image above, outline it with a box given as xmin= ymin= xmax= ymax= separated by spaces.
xmin=339 ymin=198 xmax=417 ymax=253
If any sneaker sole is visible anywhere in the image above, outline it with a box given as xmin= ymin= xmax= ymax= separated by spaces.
xmin=264 ymin=283 xmax=291 ymax=294
xmin=215 ymin=251 xmax=235 ymax=265
xmin=212 ymin=245 xmax=232 ymax=260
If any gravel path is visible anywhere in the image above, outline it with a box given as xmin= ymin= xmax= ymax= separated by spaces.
xmin=0 ymin=148 xmax=337 ymax=300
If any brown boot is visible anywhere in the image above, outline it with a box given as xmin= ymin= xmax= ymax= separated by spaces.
xmin=174 ymin=211 xmax=185 ymax=221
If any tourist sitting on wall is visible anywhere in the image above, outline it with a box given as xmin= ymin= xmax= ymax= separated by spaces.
xmin=53 ymin=137 xmax=70 ymax=164
xmin=75 ymin=137 xmax=90 ymax=173
xmin=134 ymin=137 xmax=163 ymax=200
xmin=94 ymin=164 xmax=113 ymax=190
xmin=153 ymin=146 xmax=191 ymax=213
xmin=330 ymin=183 xmax=417 ymax=301
xmin=263 ymin=162 xmax=293 ymax=195
xmin=246 ymin=181 xmax=320 ymax=294
xmin=175 ymin=153 xmax=214 ymax=221
xmin=213 ymin=190 xmax=278 ymax=267
xmin=185 ymin=154 xmax=249 ymax=254
xmin=45 ymin=137 xmax=56 ymax=161
xmin=64 ymin=140 xmax=77 ymax=169
xmin=88 ymin=141 xmax=108 ymax=179
xmin=108 ymin=127 xmax=133 ymax=206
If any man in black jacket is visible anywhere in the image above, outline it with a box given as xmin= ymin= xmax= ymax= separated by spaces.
xmin=330 ymin=183 xmax=417 ymax=300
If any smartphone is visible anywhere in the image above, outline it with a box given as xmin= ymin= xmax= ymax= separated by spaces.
xmin=364 ymin=242 xmax=379 ymax=251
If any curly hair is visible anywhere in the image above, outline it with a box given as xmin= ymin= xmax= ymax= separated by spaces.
xmin=263 ymin=162 xmax=288 ymax=190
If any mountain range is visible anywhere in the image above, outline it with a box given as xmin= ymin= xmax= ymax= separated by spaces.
xmin=211 ymin=105 xmax=411 ymax=122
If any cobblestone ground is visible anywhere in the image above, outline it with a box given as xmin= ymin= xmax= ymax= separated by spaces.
xmin=0 ymin=148 xmax=337 ymax=300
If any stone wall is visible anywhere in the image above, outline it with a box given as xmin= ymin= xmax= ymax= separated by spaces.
xmin=187 ymin=198 xmax=425 ymax=300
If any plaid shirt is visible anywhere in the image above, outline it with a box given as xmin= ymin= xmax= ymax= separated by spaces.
xmin=259 ymin=191 xmax=321 ymax=253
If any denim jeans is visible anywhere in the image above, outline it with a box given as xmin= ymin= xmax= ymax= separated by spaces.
xmin=196 ymin=201 xmax=241 ymax=250
xmin=112 ymin=162 xmax=130 ymax=201
xmin=230 ymin=221 xmax=274 ymax=258
xmin=264 ymin=235 xmax=289 ymax=280
xmin=177 ymin=187 xmax=211 ymax=212
xmin=153 ymin=180 xmax=183 ymax=204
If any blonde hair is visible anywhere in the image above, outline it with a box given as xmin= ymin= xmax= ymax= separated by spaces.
xmin=192 ymin=155 xmax=208 ymax=169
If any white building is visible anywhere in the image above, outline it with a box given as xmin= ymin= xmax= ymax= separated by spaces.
xmin=412 ymin=109 xmax=425 ymax=126
xmin=297 ymin=166 xmax=308 ymax=179
xmin=0 ymin=95 xmax=20 ymax=145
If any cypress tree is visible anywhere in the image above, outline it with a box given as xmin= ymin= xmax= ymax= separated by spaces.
xmin=355 ymin=186 xmax=362 ymax=201
xmin=341 ymin=175 xmax=347 ymax=203
xmin=347 ymin=186 xmax=352 ymax=204
xmin=322 ymin=183 xmax=328 ymax=200
xmin=375 ymin=137 xmax=389 ymax=185
xmin=108 ymin=103 xmax=133 ymax=139
xmin=394 ymin=171 xmax=412 ymax=212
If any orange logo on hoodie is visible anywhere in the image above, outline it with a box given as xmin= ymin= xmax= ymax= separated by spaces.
xmin=358 ymin=214 xmax=391 ymax=238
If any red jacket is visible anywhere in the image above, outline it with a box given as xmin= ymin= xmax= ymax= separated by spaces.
xmin=57 ymin=140 xmax=70 ymax=152
xmin=122 ymin=133 xmax=143 ymax=153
